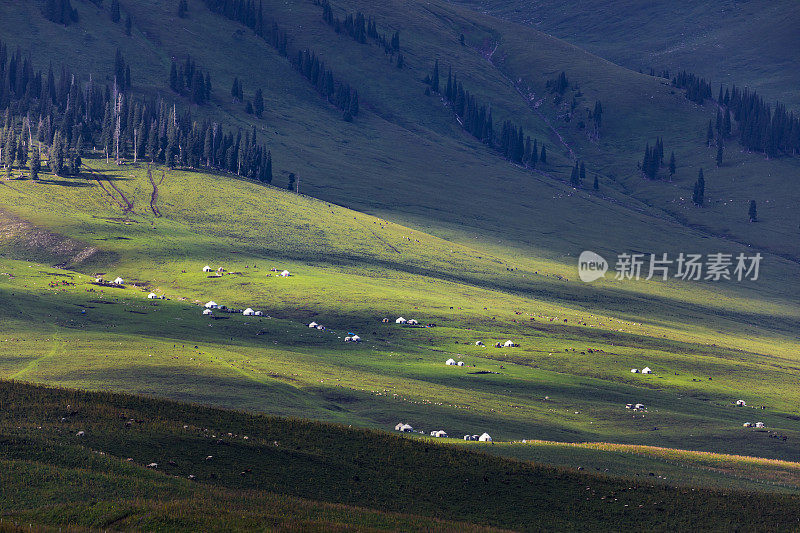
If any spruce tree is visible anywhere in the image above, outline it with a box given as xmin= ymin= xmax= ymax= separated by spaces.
xmin=579 ymin=161 xmax=586 ymax=182
xmin=265 ymin=151 xmax=273 ymax=183
xmin=593 ymin=175 xmax=599 ymax=190
xmin=431 ymin=60 xmax=439 ymax=93
xmin=253 ymin=89 xmax=264 ymax=117
xmin=716 ymin=141 xmax=723 ymax=167
xmin=692 ymin=168 xmax=705 ymax=206
xmin=178 ymin=0 xmax=188 ymax=18
xmin=540 ymin=144 xmax=547 ymax=165
xmin=706 ymin=120 xmax=714 ymax=146
xmin=110 ymin=0 xmax=120 ymax=23
xmin=30 ymin=146 xmax=40 ymax=180
xmin=748 ymin=200 xmax=757 ymax=222
xmin=125 ymin=14 xmax=132 ymax=36
xmin=668 ymin=151 xmax=676 ymax=179
xmin=287 ymin=172 xmax=296 ymax=191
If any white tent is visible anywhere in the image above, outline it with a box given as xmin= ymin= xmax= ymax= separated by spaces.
xmin=635 ymin=403 xmax=645 ymax=410
xmin=113 ymin=277 xmax=125 ymax=285
xmin=396 ymin=317 xmax=407 ymax=324
xmin=316 ymin=325 xmax=325 ymax=330
xmin=344 ymin=337 xmax=352 ymax=342
xmin=464 ymin=435 xmax=474 ymax=441
xmin=445 ymin=358 xmax=457 ymax=366
xmin=475 ymin=341 xmax=485 ymax=346
xmin=630 ymin=368 xmax=639 ymax=373
xmin=254 ymin=311 xmax=263 ymax=316
xmin=243 ymin=308 xmax=255 ymax=316
xmin=308 ymin=322 xmax=318 ymax=328
xmin=147 ymin=293 xmax=159 ymax=299
xmin=503 ymin=340 xmax=515 ymax=347
xmin=203 ymin=309 xmax=213 ymax=316
xmin=202 ymin=265 xmax=213 ymax=272
xmin=395 ymin=422 xmax=406 ymax=431
xmin=755 ymin=422 xmax=765 ymax=428
xmin=743 ymin=422 xmax=752 ymax=427
xmin=205 ymin=301 xmax=218 ymax=309
xmin=457 ymin=361 xmax=465 ymax=366
xmin=642 ymin=367 xmax=652 ymax=374
xmin=95 ymin=277 xmax=103 ymax=283
xmin=407 ymin=319 xmax=419 ymax=325
xmin=430 ymin=430 xmax=447 ymax=438
xmin=351 ymin=335 xmax=361 ymax=342
xmin=396 ymin=423 xmax=413 ymax=432
xmin=478 ymin=432 xmax=492 ymax=442
xmin=280 ymin=270 xmax=290 ymax=277
xmin=736 ymin=400 xmax=746 ymax=406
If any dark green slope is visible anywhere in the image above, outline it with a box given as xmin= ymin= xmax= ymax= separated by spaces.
xmin=3 ymin=380 xmax=800 ymax=531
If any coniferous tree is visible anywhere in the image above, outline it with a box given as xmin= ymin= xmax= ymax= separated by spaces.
xmin=125 ymin=14 xmax=132 ymax=35
xmin=668 ymin=151 xmax=676 ymax=179
xmin=253 ymin=88 xmax=264 ymax=117
xmin=245 ymin=100 xmax=254 ymax=114
xmin=692 ymin=168 xmax=705 ymax=206
xmin=706 ymin=120 xmax=714 ymax=146
xmin=110 ymin=0 xmax=120 ymax=23
xmin=287 ymin=172 xmax=296 ymax=191
xmin=178 ymin=0 xmax=188 ymax=18
xmin=265 ymin=151 xmax=273 ymax=183
xmin=30 ymin=146 xmax=40 ymax=180
xmin=593 ymin=174 xmax=599 ymax=190
xmin=540 ymin=144 xmax=547 ymax=165
xmin=579 ymin=161 xmax=586 ymax=183
xmin=570 ymin=162 xmax=580 ymax=187
xmin=431 ymin=60 xmax=439 ymax=93
xmin=716 ymin=141 xmax=724 ymax=167
xmin=748 ymin=200 xmax=757 ymax=222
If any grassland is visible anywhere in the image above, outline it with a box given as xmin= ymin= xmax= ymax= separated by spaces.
xmin=3 ymin=380 xmax=800 ymax=531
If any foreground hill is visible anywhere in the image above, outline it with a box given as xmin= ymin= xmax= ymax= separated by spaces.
xmin=2 ymin=380 xmax=800 ymax=531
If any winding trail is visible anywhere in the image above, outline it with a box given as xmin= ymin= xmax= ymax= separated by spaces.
xmin=83 ymin=163 xmax=134 ymax=214
xmin=147 ymin=166 xmax=164 ymax=217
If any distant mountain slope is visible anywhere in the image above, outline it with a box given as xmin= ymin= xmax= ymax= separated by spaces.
xmin=450 ymin=0 xmax=800 ymax=109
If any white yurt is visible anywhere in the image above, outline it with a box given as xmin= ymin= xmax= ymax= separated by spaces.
xmin=630 ymin=368 xmax=639 ymax=373
xmin=95 ymin=277 xmax=103 ymax=283
xmin=344 ymin=337 xmax=352 ymax=342
xmin=736 ymin=399 xmax=746 ymax=406
xmin=407 ymin=319 xmax=419 ymax=325
xmin=445 ymin=358 xmax=457 ymax=366
xmin=316 ymin=325 xmax=325 ymax=330
xmin=205 ymin=301 xmax=218 ymax=309
xmin=280 ymin=270 xmax=290 ymax=277
xmin=635 ymin=403 xmax=645 ymax=410
xmin=743 ymin=422 xmax=752 ymax=427
xmin=503 ymin=340 xmax=515 ymax=348
xmin=254 ymin=311 xmax=263 ymax=316
xmin=396 ymin=317 xmax=407 ymax=324
xmin=308 ymin=322 xmax=318 ymax=328
xmin=457 ymin=361 xmax=465 ymax=366
xmin=202 ymin=265 xmax=213 ymax=272
xmin=243 ymin=308 xmax=255 ymax=316
xmin=147 ymin=293 xmax=159 ymax=299
xmin=478 ymin=432 xmax=492 ymax=442
xmin=642 ymin=367 xmax=652 ymax=374
xmin=475 ymin=341 xmax=485 ymax=346
xmin=755 ymin=422 xmax=765 ymax=428
xmin=113 ymin=277 xmax=125 ymax=285
xmin=203 ymin=309 xmax=213 ymax=316
xmin=351 ymin=335 xmax=361 ymax=342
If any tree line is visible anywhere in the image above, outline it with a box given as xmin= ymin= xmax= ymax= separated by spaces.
xmin=169 ymin=56 xmax=213 ymax=106
xmin=429 ymin=62 xmax=550 ymax=171
xmin=0 ymin=39 xmax=273 ymax=183
xmin=202 ymin=0 xmax=360 ymax=120
xmin=316 ymin=0 xmax=402 ymax=65
xmin=672 ymin=71 xmax=713 ymax=105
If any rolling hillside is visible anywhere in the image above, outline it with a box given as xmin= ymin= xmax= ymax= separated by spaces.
xmin=3 ymin=380 xmax=800 ymax=531
xmin=0 ymin=0 xmax=799 ymax=529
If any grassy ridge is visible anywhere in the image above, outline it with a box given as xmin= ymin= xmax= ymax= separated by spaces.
xmin=3 ymin=380 xmax=800 ymax=531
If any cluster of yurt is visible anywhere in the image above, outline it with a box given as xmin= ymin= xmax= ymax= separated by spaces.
xmin=463 ymin=433 xmax=492 ymax=442
xmin=625 ymin=403 xmax=646 ymax=410
xmin=344 ymin=335 xmax=361 ymax=342
xmin=631 ymin=367 xmax=652 ymax=374
xmin=445 ymin=358 xmax=465 ymax=366
xmin=394 ymin=423 xmax=413 ymax=432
